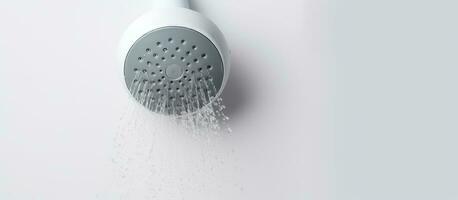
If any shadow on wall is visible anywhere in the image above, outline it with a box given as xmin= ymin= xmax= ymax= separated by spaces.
xmin=190 ymin=1 xmax=253 ymax=119
xmin=221 ymin=52 xmax=251 ymax=119
xmin=188 ymin=1 xmax=201 ymax=12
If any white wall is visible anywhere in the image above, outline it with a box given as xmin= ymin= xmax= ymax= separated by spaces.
xmin=1 ymin=0 xmax=457 ymax=200
xmin=0 ymin=0 xmax=329 ymax=199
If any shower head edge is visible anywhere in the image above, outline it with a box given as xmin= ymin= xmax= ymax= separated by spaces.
xmin=118 ymin=7 xmax=230 ymax=115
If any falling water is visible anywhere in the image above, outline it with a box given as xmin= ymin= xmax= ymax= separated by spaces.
xmin=103 ymin=73 xmax=239 ymax=200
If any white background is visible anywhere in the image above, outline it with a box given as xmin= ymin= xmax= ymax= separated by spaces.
xmin=0 ymin=0 xmax=457 ymax=199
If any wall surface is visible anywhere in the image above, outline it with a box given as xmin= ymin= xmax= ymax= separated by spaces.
xmin=0 ymin=0 xmax=329 ymax=199
xmin=1 ymin=0 xmax=457 ymax=200
xmin=331 ymin=0 xmax=458 ymax=199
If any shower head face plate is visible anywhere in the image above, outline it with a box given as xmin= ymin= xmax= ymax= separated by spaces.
xmin=124 ymin=26 xmax=224 ymax=115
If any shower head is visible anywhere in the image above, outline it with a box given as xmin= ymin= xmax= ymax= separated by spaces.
xmin=118 ymin=0 xmax=230 ymax=115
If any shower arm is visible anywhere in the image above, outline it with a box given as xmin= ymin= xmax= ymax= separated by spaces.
xmin=154 ymin=0 xmax=190 ymax=9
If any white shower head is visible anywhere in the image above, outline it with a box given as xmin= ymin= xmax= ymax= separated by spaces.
xmin=118 ymin=0 xmax=230 ymax=115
